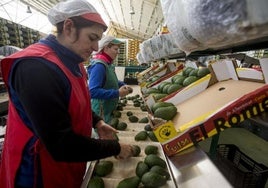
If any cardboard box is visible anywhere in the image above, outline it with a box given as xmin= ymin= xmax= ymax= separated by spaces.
xmin=139 ymin=62 xmax=183 ymax=93
xmin=148 ymin=58 xmax=268 ymax=156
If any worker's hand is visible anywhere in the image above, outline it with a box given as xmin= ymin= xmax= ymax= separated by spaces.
xmin=116 ymin=143 xmax=133 ymax=160
xmin=119 ymin=85 xmax=130 ymax=97
xmin=95 ymin=120 xmax=118 ymax=140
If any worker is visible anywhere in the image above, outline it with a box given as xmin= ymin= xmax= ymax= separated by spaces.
xmin=87 ymin=36 xmax=133 ymax=124
xmin=0 ymin=0 xmax=133 ymax=187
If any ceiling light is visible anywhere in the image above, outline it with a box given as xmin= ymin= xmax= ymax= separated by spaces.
xmin=129 ymin=10 xmax=135 ymax=14
xmin=26 ymin=5 xmax=32 ymax=13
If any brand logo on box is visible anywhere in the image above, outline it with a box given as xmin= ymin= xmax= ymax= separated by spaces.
xmin=154 ymin=121 xmax=177 ymax=142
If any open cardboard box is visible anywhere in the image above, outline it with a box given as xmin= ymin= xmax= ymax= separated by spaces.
xmin=147 ymin=58 xmax=268 ymax=156
xmin=139 ymin=62 xmax=184 ymax=93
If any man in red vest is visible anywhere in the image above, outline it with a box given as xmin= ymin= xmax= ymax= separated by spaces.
xmin=0 ymin=0 xmax=133 ymax=187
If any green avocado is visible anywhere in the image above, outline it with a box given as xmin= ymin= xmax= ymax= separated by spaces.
xmin=135 ymin=131 xmax=148 ymax=141
xmin=154 ymin=106 xmax=177 ymax=121
xmin=116 ymin=122 xmax=127 ymax=130
xmin=132 ymin=145 xmax=141 ymax=157
xmin=129 ymin=115 xmax=139 ymax=123
xmin=197 ymin=67 xmax=210 ymax=77
xmin=87 ymin=176 xmax=104 ymax=188
xmin=94 ymin=160 xmax=113 ymax=177
xmin=144 ymin=145 xmax=158 ymax=155
xmin=136 ymin=161 xmax=150 ymax=178
xmin=150 ymin=165 xmax=170 ymax=180
xmin=144 ymin=154 xmax=167 ymax=169
xmin=182 ymin=76 xmax=198 ymax=87
xmin=116 ymin=176 xmax=141 ymax=188
xmin=151 ymin=101 xmax=174 ymax=113
xmin=110 ymin=118 xmax=119 ymax=128
xmin=167 ymin=84 xmax=183 ymax=94
xmin=139 ymin=117 xmax=149 ymax=123
xmin=141 ymin=171 xmax=167 ymax=187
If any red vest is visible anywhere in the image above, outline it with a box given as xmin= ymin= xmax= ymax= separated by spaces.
xmin=0 ymin=43 xmax=92 ymax=188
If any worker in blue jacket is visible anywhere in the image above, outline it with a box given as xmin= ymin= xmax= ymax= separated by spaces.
xmin=87 ymin=36 xmax=133 ymax=124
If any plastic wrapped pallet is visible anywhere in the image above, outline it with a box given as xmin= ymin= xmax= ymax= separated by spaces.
xmin=136 ymin=52 xmax=146 ymax=65
xmin=160 ymin=0 xmax=268 ymax=54
xmin=139 ymin=40 xmax=154 ymax=62
xmin=160 ymin=34 xmax=182 ymax=56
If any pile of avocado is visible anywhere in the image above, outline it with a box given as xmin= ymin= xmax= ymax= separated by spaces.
xmin=117 ymin=145 xmax=170 ymax=188
xmin=144 ymin=66 xmax=210 ymax=101
xmin=87 ymin=93 xmax=172 ymax=188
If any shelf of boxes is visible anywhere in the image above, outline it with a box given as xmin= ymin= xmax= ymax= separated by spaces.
xmin=127 ymin=39 xmax=141 ymax=66
xmin=0 ymin=17 xmax=41 ymax=48
xmin=115 ymin=41 xmax=127 ymax=66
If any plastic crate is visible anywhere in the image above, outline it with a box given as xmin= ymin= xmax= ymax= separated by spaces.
xmin=215 ymin=144 xmax=268 ymax=188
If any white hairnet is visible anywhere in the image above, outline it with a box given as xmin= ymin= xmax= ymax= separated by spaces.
xmin=93 ymin=36 xmax=123 ymax=54
xmin=48 ymin=0 xmax=107 ymax=28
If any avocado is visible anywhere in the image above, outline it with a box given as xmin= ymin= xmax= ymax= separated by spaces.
xmin=94 ymin=160 xmax=113 ymax=177
xmin=151 ymin=101 xmax=174 ymax=113
xmin=197 ymin=67 xmax=210 ymax=77
xmin=135 ymin=131 xmax=148 ymax=141
xmin=138 ymin=117 xmax=149 ymax=123
xmin=147 ymin=131 xmax=158 ymax=142
xmin=133 ymin=102 xmax=141 ymax=107
xmin=150 ymin=165 xmax=170 ymax=180
xmin=140 ymin=104 xmax=148 ymax=112
xmin=146 ymin=87 xmax=161 ymax=94
xmin=157 ymin=81 xmax=170 ymax=92
xmin=173 ymin=75 xmax=186 ymax=85
xmin=141 ymin=171 xmax=167 ymax=187
xmin=162 ymin=83 xmax=172 ymax=94
xmin=183 ymin=76 xmax=198 ymax=87
xmin=126 ymin=111 xmax=133 ymax=116
xmin=183 ymin=67 xmax=195 ymax=76
xmin=167 ymin=84 xmax=183 ymax=94
xmin=189 ymin=69 xmax=198 ymax=76
xmin=171 ymin=74 xmax=184 ymax=83
xmin=136 ymin=161 xmax=150 ymax=178
xmin=152 ymin=93 xmax=168 ymax=101
xmin=113 ymin=110 xmax=122 ymax=118
xmin=144 ymin=154 xmax=167 ymax=168
xmin=116 ymin=176 xmax=141 ymax=188
xmin=145 ymin=145 xmax=158 ymax=155
xmin=132 ymin=145 xmax=141 ymax=157
xmin=87 ymin=176 xmax=104 ymax=188
xmin=144 ymin=124 xmax=153 ymax=131
xmin=116 ymin=122 xmax=127 ymax=131
xmin=110 ymin=118 xmax=119 ymax=128
xmin=154 ymin=106 xmax=177 ymax=121
xmin=129 ymin=115 xmax=139 ymax=123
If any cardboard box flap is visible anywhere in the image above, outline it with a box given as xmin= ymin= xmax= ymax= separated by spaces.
xmin=172 ymin=80 xmax=265 ymax=132
xmin=211 ymin=59 xmax=238 ymax=81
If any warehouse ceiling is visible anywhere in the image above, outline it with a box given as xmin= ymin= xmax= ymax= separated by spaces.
xmin=18 ymin=0 xmax=164 ymax=41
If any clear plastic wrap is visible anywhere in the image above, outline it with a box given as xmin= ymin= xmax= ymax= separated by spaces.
xmin=160 ymin=0 xmax=268 ymax=54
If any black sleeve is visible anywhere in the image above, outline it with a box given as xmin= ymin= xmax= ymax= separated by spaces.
xmin=12 ymin=59 xmax=120 ymax=162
